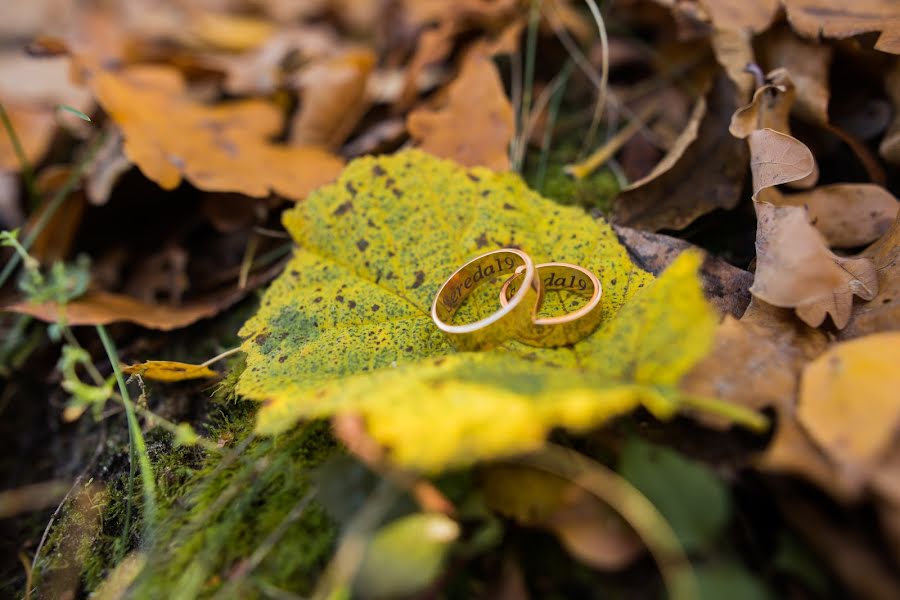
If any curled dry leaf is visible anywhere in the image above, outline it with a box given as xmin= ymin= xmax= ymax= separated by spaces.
xmin=407 ymin=47 xmax=514 ymax=171
xmin=841 ymin=213 xmax=900 ymax=339
xmin=614 ymin=74 xmax=749 ymax=231
xmin=710 ymin=29 xmax=756 ymax=102
xmin=798 ymin=333 xmax=900 ymax=490
xmin=92 ymin=65 xmax=344 ymax=200
xmin=482 ymin=465 xmax=643 ymax=570
xmin=777 ymin=184 xmax=898 ymax=248
xmin=289 ymin=48 xmax=376 ymax=149
xmin=782 ymin=0 xmax=900 ymax=55
xmin=747 ymin=129 xmax=815 ymax=199
xmin=751 ymin=201 xmax=878 ymax=329
xmin=761 ymin=28 xmax=832 ymax=126
xmin=122 ymin=360 xmax=218 ymax=382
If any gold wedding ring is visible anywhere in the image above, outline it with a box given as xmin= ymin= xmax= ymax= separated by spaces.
xmin=432 ymin=249 xmax=539 ymax=350
xmin=499 ymin=262 xmax=602 ymax=347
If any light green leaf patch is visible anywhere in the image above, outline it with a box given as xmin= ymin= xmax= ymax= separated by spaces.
xmin=238 ymin=150 xmax=719 ymax=471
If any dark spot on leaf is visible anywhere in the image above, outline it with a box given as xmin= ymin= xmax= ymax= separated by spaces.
xmin=254 ymin=333 xmax=269 ymax=345
xmin=345 ymin=181 xmax=357 ymax=196
xmin=348 ymin=300 xmax=357 ymax=309
xmin=367 ymin=218 xmax=379 ymax=228
xmin=372 ymin=164 xmax=386 ymax=176
xmin=372 ymin=304 xmax=381 ymax=311
xmin=409 ymin=270 xmax=426 ymax=289
xmin=611 ymin=278 xmax=617 ymax=285
xmin=475 ymin=232 xmax=489 ymax=248
xmin=503 ymin=203 xmax=515 ymax=210
xmin=405 ymin=346 xmax=413 ymax=352
xmin=336 ymin=295 xmax=344 ymax=303
xmin=357 ymin=239 xmax=369 ymax=252
xmin=313 ymin=297 xmax=323 ymax=303
xmin=278 ymin=355 xmax=287 ymax=363
xmin=332 ymin=201 xmax=354 ymax=216
xmin=467 ymin=173 xmax=480 ymax=182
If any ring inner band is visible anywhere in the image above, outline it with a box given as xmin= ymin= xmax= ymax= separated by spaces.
xmin=501 ymin=263 xmax=598 ymax=324
xmin=434 ymin=250 xmax=532 ymax=328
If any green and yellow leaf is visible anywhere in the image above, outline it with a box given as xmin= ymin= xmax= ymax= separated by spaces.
xmin=122 ymin=360 xmax=219 ymax=382
xmin=238 ymin=150 xmax=719 ymax=472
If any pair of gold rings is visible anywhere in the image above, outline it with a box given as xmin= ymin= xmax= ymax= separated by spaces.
xmin=431 ymin=249 xmax=602 ymax=350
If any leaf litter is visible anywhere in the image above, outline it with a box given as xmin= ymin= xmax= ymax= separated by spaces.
xmin=0 ymin=1 xmax=899 ymax=599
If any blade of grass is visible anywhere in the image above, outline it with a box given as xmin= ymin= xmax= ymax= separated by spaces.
xmin=512 ymin=0 xmax=543 ymax=173
xmin=578 ymin=0 xmax=610 ymax=159
xmin=97 ymin=324 xmax=157 ymax=550
xmin=0 ymin=101 xmax=39 ymax=205
xmin=0 ymin=131 xmax=107 ymax=289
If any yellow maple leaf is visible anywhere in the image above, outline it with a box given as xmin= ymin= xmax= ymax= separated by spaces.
xmin=238 ymin=150 xmax=722 ymax=471
xmin=91 ymin=65 xmax=344 ymax=200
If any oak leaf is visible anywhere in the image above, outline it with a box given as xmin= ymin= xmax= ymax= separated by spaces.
xmin=236 ymin=150 xmax=726 ymax=471
xmin=91 ymin=65 xmax=344 ymax=200
xmin=751 ymin=201 xmax=878 ymax=329
xmin=782 ymin=0 xmax=900 ymax=55
xmin=747 ymin=129 xmax=816 ymax=199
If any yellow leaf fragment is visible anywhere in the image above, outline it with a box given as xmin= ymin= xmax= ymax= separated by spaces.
xmin=798 ymin=332 xmax=900 ymax=482
xmin=122 ymin=361 xmax=218 ymax=382
xmin=237 ymin=151 xmax=721 ymax=471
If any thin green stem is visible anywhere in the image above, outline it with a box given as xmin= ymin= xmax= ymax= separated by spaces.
xmin=0 ymin=101 xmax=39 ymax=205
xmin=513 ymin=0 xmax=542 ymax=173
xmin=535 ymin=60 xmax=574 ymax=191
xmin=97 ymin=325 xmax=157 ymax=549
xmin=0 ymin=132 xmax=108 ymax=289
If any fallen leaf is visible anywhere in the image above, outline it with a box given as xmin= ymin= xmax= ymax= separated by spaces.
xmin=407 ymin=47 xmax=514 ymax=171
xmin=5 ymin=257 xmax=284 ymax=331
xmin=482 ymin=465 xmax=643 ymax=570
xmin=85 ymin=126 xmax=132 ymax=205
xmin=612 ymin=224 xmax=754 ymax=318
xmin=710 ymin=29 xmax=756 ymax=102
xmin=750 ymin=201 xmax=878 ymax=329
xmin=190 ymin=12 xmax=275 ymax=52
xmin=697 ymin=0 xmax=780 ymax=33
xmin=289 ymin=48 xmax=376 ymax=149
xmin=879 ymin=60 xmax=900 ymax=164
xmin=614 ymin=74 xmax=749 ymax=231
xmin=797 ymin=332 xmax=900 ymax=486
xmin=747 ymin=129 xmax=815 ymax=199
xmin=236 ymin=150 xmax=732 ymax=471
xmin=91 ymin=65 xmax=344 ymax=200
xmin=782 ymin=0 xmax=900 ymax=55
xmin=761 ymin=28 xmax=832 ymax=126
xmin=777 ymin=184 xmax=898 ymax=248
xmin=355 ymin=513 xmax=459 ymax=599
xmin=122 ymin=360 xmax=218 ymax=382
xmin=619 ymin=438 xmax=730 ymax=552
xmin=841 ymin=213 xmax=900 ymax=339
xmin=28 ymin=166 xmax=87 ymax=263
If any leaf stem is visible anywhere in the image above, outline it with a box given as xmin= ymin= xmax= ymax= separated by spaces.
xmin=97 ymin=325 xmax=157 ymax=549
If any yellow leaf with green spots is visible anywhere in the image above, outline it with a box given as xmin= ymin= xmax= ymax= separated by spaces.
xmin=237 ymin=150 xmax=719 ymax=471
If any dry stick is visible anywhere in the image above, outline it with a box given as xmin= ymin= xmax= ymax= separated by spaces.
xmin=199 ymin=346 xmax=243 ymax=368
xmin=512 ymin=444 xmax=699 ymax=600
xmin=0 ymin=102 xmax=39 ymax=204
xmin=0 ymin=132 xmax=108 ymax=288
xmin=564 ymin=99 xmax=661 ymax=179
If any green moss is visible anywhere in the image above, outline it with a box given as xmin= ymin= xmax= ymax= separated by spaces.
xmin=524 ymin=141 xmax=620 ymax=214
xmin=131 ymin=419 xmax=338 ymax=599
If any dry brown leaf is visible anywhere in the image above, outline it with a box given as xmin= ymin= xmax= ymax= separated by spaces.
xmin=879 ymin=60 xmax=900 ymax=164
xmin=782 ymin=0 xmax=900 ymax=55
xmin=841 ymin=213 xmax=900 ymax=339
xmin=407 ymin=46 xmax=514 ymax=171
xmin=612 ymin=224 xmax=754 ymax=318
xmin=28 ymin=166 xmax=86 ymax=263
xmin=747 ymin=129 xmax=815 ymax=198
xmin=85 ymin=127 xmax=132 ymax=205
xmin=91 ymin=65 xmax=344 ymax=201
xmin=482 ymin=465 xmax=643 ymax=570
xmin=189 ymin=12 xmax=275 ymax=52
xmin=290 ymin=48 xmax=376 ymax=149
xmin=777 ymin=184 xmax=898 ymax=248
xmin=710 ymin=29 xmax=756 ymax=102
xmin=698 ymin=0 xmax=780 ymax=33
xmin=751 ymin=201 xmax=878 ymax=329
xmin=798 ymin=333 xmax=900 ymax=490
xmin=122 ymin=360 xmax=219 ymax=382
xmin=761 ymin=28 xmax=832 ymax=125
xmin=614 ymin=74 xmax=749 ymax=231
